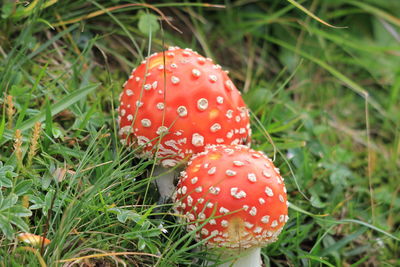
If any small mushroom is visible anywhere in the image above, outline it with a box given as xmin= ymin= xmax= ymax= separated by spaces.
xmin=17 ymin=233 xmax=51 ymax=247
xmin=173 ymin=145 xmax=288 ymax=267
xmin=118 ymin=47 xmax=251 ymax=201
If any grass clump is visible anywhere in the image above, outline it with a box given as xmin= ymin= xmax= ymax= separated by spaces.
xmin=0 ymin=0 xmax=399 ymax=266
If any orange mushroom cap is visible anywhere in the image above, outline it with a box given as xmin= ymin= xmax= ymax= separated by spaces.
xmin=173 ymin=145 xmax=288 ymax=249
xmin=118 ymin=47 xmax=251 ymax=167
xmin=17 ymin=233 xmax=51 ymax=247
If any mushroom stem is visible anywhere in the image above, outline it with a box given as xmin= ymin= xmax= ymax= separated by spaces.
xmin=153 ymin=166 xmax=176 ymax=203
xmin=213 ymin=247 xmax=262 ymax=267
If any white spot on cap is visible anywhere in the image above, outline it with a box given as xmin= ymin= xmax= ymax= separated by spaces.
xmin=144 ymin=84 xmax=152 ymax=90
xmin=192 ymin=133 xmax=204 ymax=147
xmin=210 ymin=123 xmax=221 ymax=132
xmin=216 ymin=138 xmax=224 ymax=143
xmin=224 ymin=148 xmax=234 ymax=154
xmin=127 ymin=114 xmax=133 ymax=121
xmin=171 ymin=76 xmax=180 ymax=84
xmin=252 ymin=153 xmax=261 ymax=158
xmin=197 ymin=98 xmax=208 ymax=111
xmin=177 ymin=106 xmax=188 ymax=117
xmin=279 ymin=215 xmax=285 ymax=222
xmin=157 ymin=65 xmax=164 ymax=70
xmin=187 ymin=213 xmax=195 ymax=220
xmin=221 ymin=220 xmax=229 ymax=227
xmin=262 ymin=170 xmax=272 ymax=178
xmin=209 ymin=75 xmax=218 ymax=82
xmin=242 ymin=205 xmax=249 ymax=211
xmin=219 ymin=207 xmax=229 ymax=214
xmin=181 ymin=186 xmax=187 ymax=194
xmin=156 ymin=102 xmax=164 ymax=110
xmin=208 ymin=167 xmax=217 ymax=175
xmin=225 ymin=170 xmax=236 ymax=176
xmin=136 ymin=101 xmax=143 ymax=107
xmin=192 ymin=69 xmax=201 ymax=77
xmin=226 ymin=110 xmax=233 ymax=119
xmin=152 ymin=81 xmax=158 ymax=89
xmin=225 ymin=80 xmax=234 ymax=91
xmin=187 ymin=195 xmax=193 ymax=206
xmin=261 ymin=215 xmax=270 ymax=224
xmin=233 ymin=161 xmax=244 ymax=167
xmin=201 ymin=228 xmax=209 ymax=236
xmin=141 ymin=118 xmax=151 ymax=127
xmin=197 ymin=57 xmax=206 ymax=64
xmin=120 ymin=109 xmax=126 ymax=116
xmin=271 ymin=220 xmax=278 ymax=228
xmin=259 ymin=198 xmax=266 ymax=204
xmin=209 ymin=186 xmax=220 ymax=195
xmin=279 ymin=194 xmax=285 ymax=203
xmin=249 ymin=207 xmax=257 ymax=216
xmin=254 ymin=227 xmax=262 ymax=234
xmin=230 ymin=187 xmax=247 ymax=199
xmin=210 ymin=230 xmax=219 ymax=236
xmin=209 ymin=219 xmax=217 ymax=225
xmin=216 ymin=96 xmax=224 ymax=104
xmin=135 ymin=77 xmax=140 ymax=82
xmin=170 ymin=63 xmax=178 ymax=69
xmin=206 ymin=202 xmax=214 ymax=208
xmin=265 ymin=186 xmax=274 ymax=197
xmin=126 ymin=89 xmax=134 ymax=96
xmin=244 ymin=222 xmax=254 ymax=229
xmin=247 ymin=173 xmax=257 ymax=182
xmin=191 ymin=177 xmax=198 ymax=184
xmin=156 ymin=126 xmax=168 ymax=135
xmin=195 ymin=186 xmax=203 ymax=193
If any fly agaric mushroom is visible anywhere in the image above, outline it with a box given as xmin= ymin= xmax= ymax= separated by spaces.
xmin=118 ymin=47 xmax=251 ymax=201
xmin=173 ymin=145 xmax=288 ymax=267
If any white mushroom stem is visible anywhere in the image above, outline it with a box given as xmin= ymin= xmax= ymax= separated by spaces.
xmin=208 ymin=247 xmax=262 ymax=267
xmin=153 ymin=166 xmax=176 ymax=202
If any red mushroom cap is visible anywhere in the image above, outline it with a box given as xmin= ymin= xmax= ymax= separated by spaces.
xmin=118 ymin=47 xmax=251 ymax=167
xmin=173 ymin=145 xmax=288 ymax=249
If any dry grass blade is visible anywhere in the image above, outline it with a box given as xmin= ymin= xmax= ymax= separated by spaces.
xmin=58 ymin=252 xmax=161 ymax=263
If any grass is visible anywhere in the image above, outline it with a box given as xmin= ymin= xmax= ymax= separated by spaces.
xmin=0 ymin=0 xmax=399 ymax=266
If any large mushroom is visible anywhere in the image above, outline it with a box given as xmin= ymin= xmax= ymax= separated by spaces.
xmin=118 ymin=47 xmax=251 ymax=201
xmin=173 ymin=144 xmax=288 ymax=267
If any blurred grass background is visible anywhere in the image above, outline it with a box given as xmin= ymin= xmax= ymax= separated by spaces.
xmin=0 ymin=0 xmax=399 ymax=266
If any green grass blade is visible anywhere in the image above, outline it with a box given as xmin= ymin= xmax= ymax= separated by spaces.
xmin=1 ymin=83 xmax=99 ymax=143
